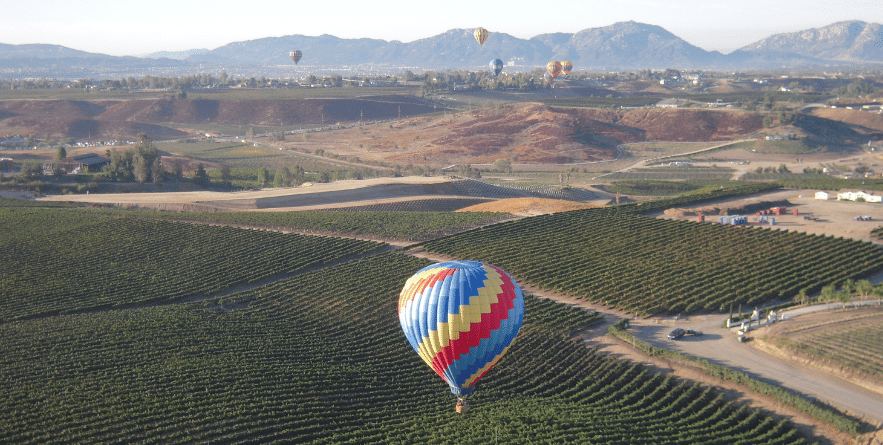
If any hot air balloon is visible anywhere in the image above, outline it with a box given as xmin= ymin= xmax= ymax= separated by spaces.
xmin=398 ymin=261 xmax=525 ymax=413
xmin=561 ymin=61 xmax=573 ymax=76
xmin=546 ymin=61 xmax=562 ymax=78
xmin=474 ymin=28 xmax=489 ymax=46
xmin=289 ymin=49 xmax=302 ymax=64
xmin=489 ymin=59 xmax=503 ymax=76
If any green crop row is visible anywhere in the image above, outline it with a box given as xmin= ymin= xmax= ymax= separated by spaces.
xmin=0 ymin=253 xmax=809 ymax=444
xmin=0 ymin=207 xmax=384 ymax=321
xmin=420 ymin=203 xmax=883 ymax=315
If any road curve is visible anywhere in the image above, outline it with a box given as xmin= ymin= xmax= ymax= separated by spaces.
xmin=629 ymin=312 xmax=883 ymax=425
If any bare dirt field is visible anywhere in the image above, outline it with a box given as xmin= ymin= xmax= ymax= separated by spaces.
xmin=456 ymin=197 xmax=598 ymax=215
xmin=273 ymin=103 xmax=768 ymax=167
xmin=36 ymin=176 xmax=461 ymax=211
xmin=656 ymin=189 xmax=883 ymax=244
xmin=0 ymin=96 xmax=437 ymax=142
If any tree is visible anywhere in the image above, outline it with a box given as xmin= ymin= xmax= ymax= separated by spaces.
xmin=493 ymin=159 xmax=512 ymax=173
xmin=151 ymin=158 xmax=165 ymax=184
xmin=258 ymin=167 xmax=269 ymax=188
xmin=56 ymin=146 xmax=67 ymax=161
xmin=821 ymin=284 xmax=837 ymax=305
xmin=193 ymin=163 xmax=209 ymax=186
xmin=220 ymin=165 xmax=232 ymax=188
xmin=836 ymin=289 xmax=851 ymax=310
xmin=855 ymin=280 xmax=873 ymax=304
xmin=17 ymin=163 xmax=41 ymax=181
xmin=796 ymin=289 xmax=809 ymax=306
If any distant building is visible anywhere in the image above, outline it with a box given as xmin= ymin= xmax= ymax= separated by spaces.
xmin=836 ymin=191 xmax=882 ymax=203
xmin=815 ymin=191 xmax=829 ymax=200
xmin=42 ymin=153 xmax=110 ymax=174
xmin=0 ymin=157 xmax=13 ymax=171
xmin=656 ymin=98 xmax=688 ymax=108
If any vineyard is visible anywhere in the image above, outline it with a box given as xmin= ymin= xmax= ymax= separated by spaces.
xmin=150 ymin=209 xmax=508 ymax=241
xmin=603 ymin=167 xmax=735 ymax=182
xmin=316 ymin=198 xmax=494 ymax=212
xmin=604 ymin=179 xmax=735 ymax=196
xmin=758 ymin=307 xmax=883 ymax=390
xmin=0 ymin=252 xmax=811 ymax=444
xmin=0 ymin=205 xmax=385 ymax=321
xmin=158 ymin=141 xmax=367 ymax=177
xmin=419 ymin=207 xmax=883 ymax=315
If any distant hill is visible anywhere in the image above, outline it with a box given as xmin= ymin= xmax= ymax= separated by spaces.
xmin=1 ymin=21 xmax=882 ymax=76
xmin=735 ymin=21 xmax=883 ymax=63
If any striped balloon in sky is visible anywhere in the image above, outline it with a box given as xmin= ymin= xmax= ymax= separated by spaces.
xmin=398 ymin=261 xmax=524 ymax=400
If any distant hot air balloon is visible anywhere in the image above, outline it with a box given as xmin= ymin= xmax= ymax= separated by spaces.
xmin=546 ymin=61 xmax=562 ymax=78
xmin=561 ymin=61 xmax=573 ymax=76
xmin=489 ymin=59 xmax=503 ymax=76
xmin=289 ymin=49 xmax=302 ymax=64
xmin=398 ymin=261 xmax=525 ymax=413
xmin=474 ymin=28 xmax=489 ymax=46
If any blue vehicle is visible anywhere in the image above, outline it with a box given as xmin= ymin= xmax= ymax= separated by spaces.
xmin=668 ymin=328 xmax=685 ymax=340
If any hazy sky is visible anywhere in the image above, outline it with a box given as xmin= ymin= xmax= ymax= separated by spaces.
xmin=6 ymin=0 xmax=882 ymax=56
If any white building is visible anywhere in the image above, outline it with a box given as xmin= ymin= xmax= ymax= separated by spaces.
xmin=815 ymin=191 xmax=829 ymax=200
xmin=836 ymin=191 xmax=882 ymax=203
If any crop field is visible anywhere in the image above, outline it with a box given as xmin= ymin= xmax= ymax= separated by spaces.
xmin=163 ymin=209 xmax=509 ymax=240
xmin=605 ymin=179 xmax=735 ymax=196
xmin=0 ymin=205 xmax=385 ymax=321
xmin=0 ymin=251 xmax=810 ymax=444
xmin=316 ymin=197 xmax=494 ymax=212
xmin=604 ymin=167 xmax=735 ymax=182
xmin=758 ymin=307 xmax=883 ymax=390
xmin=158 ymin=141 xmax=358 ymax=173
xmin=419 ymin=206 xmax=883 ymax=315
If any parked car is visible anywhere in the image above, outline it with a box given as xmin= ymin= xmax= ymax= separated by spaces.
xmin=668 ymin=328 xmax=685 ymax=340
xmin=685 ymin=329 xmax=703 ymax=336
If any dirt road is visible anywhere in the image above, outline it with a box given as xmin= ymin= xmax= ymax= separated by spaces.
xmin=626 ymin=312 xmax=883 ymax=425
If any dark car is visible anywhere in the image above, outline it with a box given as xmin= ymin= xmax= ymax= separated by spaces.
xmin=667 ymin=328 xmax=685 ymax=340
xmin=685 ymin=329 xmax=703 ymax=336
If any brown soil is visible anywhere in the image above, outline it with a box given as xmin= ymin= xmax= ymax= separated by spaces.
xmin=810 ymin=107 xmax=883 ymax=134
xmin=275 ymin=103 xmax=766 ymax=167
xmin=456 ymin=197 xmax=597 ymax=215
xmin=0 ymin=96 xmax=438 ymax=142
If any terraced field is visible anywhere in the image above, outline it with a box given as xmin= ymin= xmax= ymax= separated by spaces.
xmin=757 ymin=307 xmax=883 ymax=393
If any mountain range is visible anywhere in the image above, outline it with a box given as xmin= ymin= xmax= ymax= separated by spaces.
xmin=1 ymin=20 xmax=881 ymax=77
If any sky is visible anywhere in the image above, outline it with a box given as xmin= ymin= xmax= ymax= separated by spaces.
xmin=5 ymin=0 xmax=883 ymax=56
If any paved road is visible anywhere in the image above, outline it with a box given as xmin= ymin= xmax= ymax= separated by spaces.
xmin=629 ymin=311 xmax=883 ymax=425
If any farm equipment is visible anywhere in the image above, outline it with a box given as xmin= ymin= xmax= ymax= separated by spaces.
xmin=854 ymin=215 xmax=873 ymax=221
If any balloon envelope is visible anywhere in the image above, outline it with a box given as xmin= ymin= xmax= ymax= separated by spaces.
xmin=474 ymin=28 xmax=489 ymax=46
xmin=546 ymin=61 xmax=562 ymax=78
xmin=489 ymin=59 xmax=503 ymax=76
xmin=398 ymin=261 xmax=524 ymax=397
xmin=561 ymin=61 xmax=573 ymax=75
xmin=289 ymin=49 xmax=302 ymax=64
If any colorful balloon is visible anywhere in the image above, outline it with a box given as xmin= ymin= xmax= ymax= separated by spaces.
xmin=561 ymin=60 xmax=573 ymax=75
xmin=398 ymin=261 xmax=524 ymax=411
xmin=489 ymin=59 xmax=503 ymax=76
xmin=474 ymin=28 xmax=489 ymax=46
xmin=289 ymin=49 xmax=302 ymax=64
xmin=546 ymin=61 xmax=562 ymax=78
